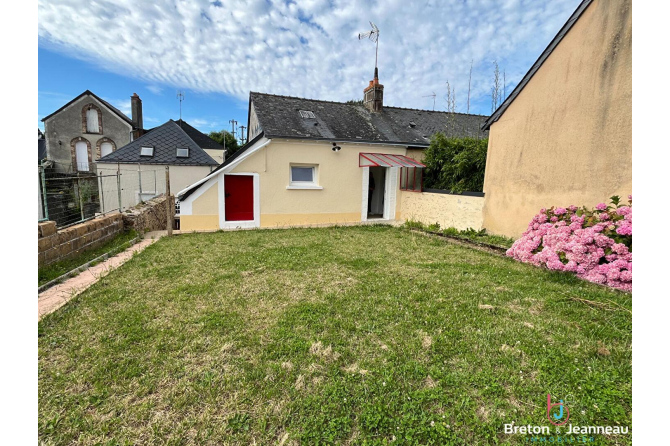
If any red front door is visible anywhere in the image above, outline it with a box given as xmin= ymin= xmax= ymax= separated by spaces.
xmin=224 ymin=175 xmax=254 ymax=221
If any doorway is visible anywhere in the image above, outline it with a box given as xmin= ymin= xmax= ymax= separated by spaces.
xmin=368 ymin=166 xmax=386 ymax=219
xmin=224 ymin=175 xmax=254 ymax=221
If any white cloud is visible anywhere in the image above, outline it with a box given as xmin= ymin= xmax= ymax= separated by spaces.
xmin=146 ymin=85 xmax=163 ymax=95
xmin=102 ymin=97 xmax=132 ymax=117
xmin=38 ymin=0 xmax=582 ymax=113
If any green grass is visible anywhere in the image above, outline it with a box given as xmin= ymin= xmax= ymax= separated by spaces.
xmin=404 ymin=221 xmax=515 ymax=249
xmin=38 ymin=230 xmax=138 ymax=287
xmin=38 ymin=226 xmax=631 ymax=445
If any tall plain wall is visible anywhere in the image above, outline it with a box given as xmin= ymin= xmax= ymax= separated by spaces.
xmin=482 ymin=0 xmax=632 ymax=238
xmin=95 ymin=163 xmax=213 ymax=212
xmin=400 ymin=191 xmax=484 ymax=231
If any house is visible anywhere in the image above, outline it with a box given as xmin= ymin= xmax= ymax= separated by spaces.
xmin=480 ymin=0 xmax=631 ymax=238
xmin=177 ymin=69 xmax=487 ymax=231
xmin=96 ymin=119 xmax=219 ymax=212
xmin=41 ymin=90 xmax=144 ymax=173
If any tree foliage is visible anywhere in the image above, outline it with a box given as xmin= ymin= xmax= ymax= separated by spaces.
xmin=208 ymin=130 xmax=240 ymax=156
xmin=422 ymin=134 xmax=488 ymax=193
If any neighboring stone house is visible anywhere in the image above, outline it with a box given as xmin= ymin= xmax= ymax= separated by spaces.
xmin=96 ymin=120 xmax=219 ymax=212
xmin=481 ymin=0 xmax=631 ymax=237
xmin=41 ymin=90 xmax=144 ymax=173
xmin=177 ymin=70 xmax=488 ymax=231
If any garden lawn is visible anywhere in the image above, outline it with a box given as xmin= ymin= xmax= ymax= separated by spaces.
xmin=38 ymin=226 xmax=632 ymax=445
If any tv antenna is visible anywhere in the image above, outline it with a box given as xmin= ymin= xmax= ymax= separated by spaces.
xmin=358 ymin=21 xmax=380 ymax=73
xmin=423 ymin=92 xmax=436 ymax=111
xmin=229 ymin=119 xmax=238 ymax=139
xmin=177 ymin=90 xmax=185 ymax=125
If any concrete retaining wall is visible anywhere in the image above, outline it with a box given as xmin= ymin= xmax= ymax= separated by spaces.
xmin=38 ymin=213 xmax=124 ymax=267
xmin=400 ymin=191 xmax=484 ymax=231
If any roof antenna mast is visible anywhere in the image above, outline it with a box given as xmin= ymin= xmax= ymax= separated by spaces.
xmin=358 ymin=21 xmax=380 ymax=76
xmin=422 ymin=92 xmax=436 ymax=111
xmin=177 ymin=90 xmax=185 ymax=126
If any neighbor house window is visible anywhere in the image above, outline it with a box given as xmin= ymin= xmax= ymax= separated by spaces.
xmin=288 ymin=165 xmax=321 ymax=189
xmin=75 ymin=141 xmax=89 ymax=171
xmin=176 ymin=148 xmax=189 ymax=158
xmin=399 ymin=167 xmax=423 ymax=192
xmin=140 ymin=146 xmax=154 ymax=157
xmin=100 ymin=141 xmax=114 ymax=158
xmin=86 ymin=108 xmax=100 ymax=133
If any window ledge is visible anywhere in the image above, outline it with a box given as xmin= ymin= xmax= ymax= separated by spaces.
xmin=286 ymin=185 xmax=323 ymax=190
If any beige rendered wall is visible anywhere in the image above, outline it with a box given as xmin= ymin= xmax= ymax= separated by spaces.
xmin=400 ymin=191 xmax=484 ymax=231
xmin=96 ymin=163 xmax=214 ymax=212
xmin=230 ymin=140 xmax=406 ymax=227
xmin=482 ymin=0 xmax=631 ymax=238
xmin=181 ymin=181 xmax=220 ymax=231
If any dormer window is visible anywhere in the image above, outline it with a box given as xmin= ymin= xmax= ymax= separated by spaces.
xmin=176 ymin=148 xmax=189 ymax=158
xmin=140 ymin=146 xmax=154 ymax=157
xmin=299 ymin=110 xmax=316 ymax=119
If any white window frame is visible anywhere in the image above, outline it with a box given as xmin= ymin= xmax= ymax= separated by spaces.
xmin=299 ymin=110 xmax=316 ymax=119
xmin=140 ymin=146 xmax=154 ymax=157
xmin=287 ymin=164 xmax=322 ymax=190
xmin=176 ymin=148 xmax=189 ymax=158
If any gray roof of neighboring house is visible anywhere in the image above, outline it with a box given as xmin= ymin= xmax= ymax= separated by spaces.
xmin=174 ymin=119 xmax=225 ymax=151
xmin=250 ymin=92 xmax=488 ymax=147
xmin=482 ymin=0 xmax=593 ymax=130
xmin=97 ymin=120 xmax=219 ymax=166
xmin=41 ymin=89 xmax=136 ymax=127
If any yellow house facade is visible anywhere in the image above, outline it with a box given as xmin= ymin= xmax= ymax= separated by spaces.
xmin=178 ymin=76 xmax=488 ymax=231
xmin=481 ymin=0 xmax=632 ymax=237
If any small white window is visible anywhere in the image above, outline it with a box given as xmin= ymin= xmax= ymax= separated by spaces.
xmin=288 ymin=165 xmax=322 ymax=189
xmin=75 ymin=141 xmax=89 ymax=171
xmin=140 ymin=146 xmax=154 ymax=157
xmin=100 ymin=142 xmax=114 ymax=158
xmin=299 ymin=110 xmax=316 ymax=119
xmin=176 ymin=148 xmax=189 ymax=158
xmin=86 ymin=108 xmax=100 ymax=133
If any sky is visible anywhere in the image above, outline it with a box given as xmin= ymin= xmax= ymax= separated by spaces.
xmin=38 ymin=0 xmax=583 ymax=138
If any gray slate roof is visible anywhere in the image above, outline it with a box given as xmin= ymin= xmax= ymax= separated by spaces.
xmin=250 ymin=92 xmax=488 ymax=146
xmin=97 ymin=120 xmax=219 ymax=166
xmin=174 ymin=119 xmax=225 ymax=151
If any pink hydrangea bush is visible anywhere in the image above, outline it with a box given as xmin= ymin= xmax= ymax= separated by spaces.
xmin=506 ymin=195 xmax=632 ymax=292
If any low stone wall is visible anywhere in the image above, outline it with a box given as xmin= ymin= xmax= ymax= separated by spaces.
xmin=122 ymin=195 xmax=169 ymax=233
xmin=400 ymin=190 xmax=484 ymax=231
xmin=38 ymin=213 xmax=124 ymax=267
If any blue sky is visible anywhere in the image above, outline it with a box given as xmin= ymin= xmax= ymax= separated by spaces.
xmin=38 ymin=0 xmax=582 ymax=138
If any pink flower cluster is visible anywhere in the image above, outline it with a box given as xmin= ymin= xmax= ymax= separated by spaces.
xmin=506 ymin=196 xmax=632 ymax=291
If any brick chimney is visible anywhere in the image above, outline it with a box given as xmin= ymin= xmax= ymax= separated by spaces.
xmin=131 ymin=93 xmax=143 ymax=138
xmin=363 ymin=67 xmax=384 ymax=112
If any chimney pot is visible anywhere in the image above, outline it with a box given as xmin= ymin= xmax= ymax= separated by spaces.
xmin=363 ymin=68 xmax=384 ymax=112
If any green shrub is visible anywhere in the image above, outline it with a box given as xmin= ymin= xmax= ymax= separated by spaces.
xmin=426 ymin=222 xmax=441 ymax=233
xmin=422 ymin=134 xmax=488 ymax=192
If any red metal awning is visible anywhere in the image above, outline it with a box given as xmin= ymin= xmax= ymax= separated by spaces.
xmin=359 ymin=153 xmax=426 ymax=168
